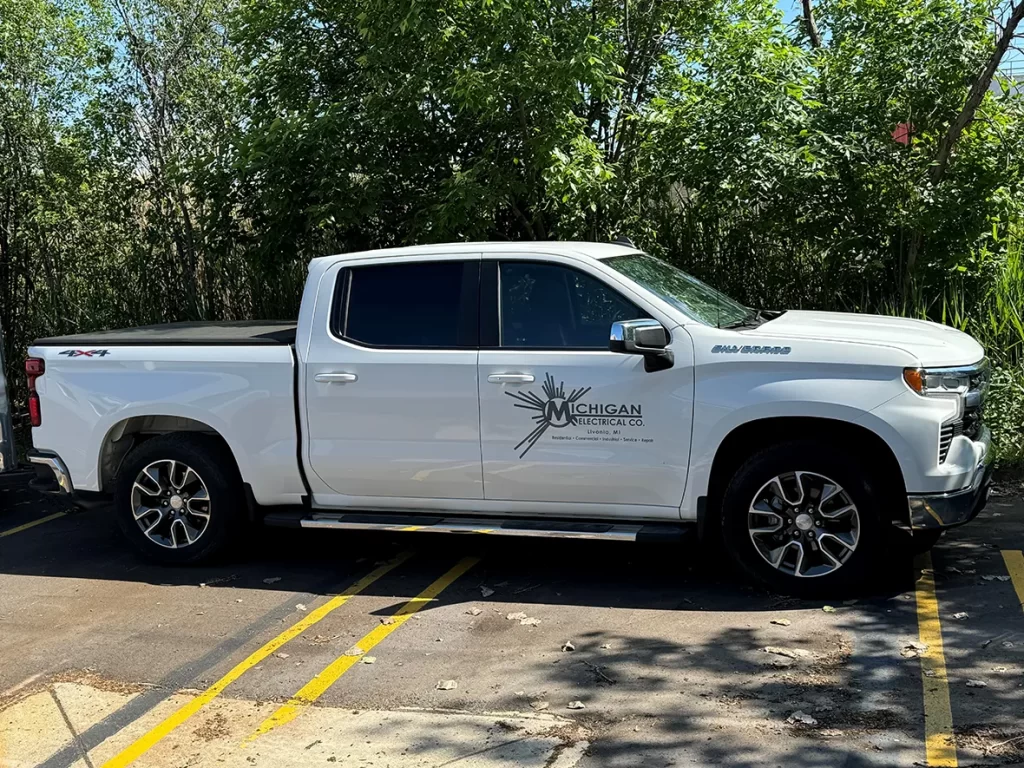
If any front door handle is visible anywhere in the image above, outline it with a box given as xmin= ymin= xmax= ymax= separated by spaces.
xmin=487 ymin=373 xmax=535 ymax=384
xmin=315 ymin=372 xmax=358 ymax=384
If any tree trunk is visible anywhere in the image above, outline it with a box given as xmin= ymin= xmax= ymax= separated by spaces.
xmin=930 ymin=2 xmax=1024 ymax=186
xmin=906 ymin=1 xmax=1024 ymax=286
xmin=801 ymin=0 xmax=822 ymax=49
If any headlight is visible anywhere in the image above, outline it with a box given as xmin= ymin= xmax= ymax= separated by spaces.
xmin=903 ymin=367 xmax=972 ymax=396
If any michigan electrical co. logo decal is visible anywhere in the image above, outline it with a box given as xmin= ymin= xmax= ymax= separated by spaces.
xmin=507 ymin=373 xmax=645 ymax=457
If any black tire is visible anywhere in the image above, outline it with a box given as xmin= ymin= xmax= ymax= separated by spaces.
xmin=114 ymin=432 xmax=244 ymax=565
xmin=720 ymin=439 xmax=890 ymax=597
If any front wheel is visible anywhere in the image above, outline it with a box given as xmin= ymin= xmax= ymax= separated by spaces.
xmin=114 ymin=433 xmax=244 ymax=565
xmin=720 ymin=440 xmax=890 ymax=596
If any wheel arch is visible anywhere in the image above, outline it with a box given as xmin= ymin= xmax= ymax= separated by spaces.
xmin=704 ymin=416 xmax=907 ymax=531
xmin=98 ymin=415 xmax=241 ymax=492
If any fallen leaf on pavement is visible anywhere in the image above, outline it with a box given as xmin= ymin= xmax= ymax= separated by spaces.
xmin=966 ymin=679 xmax=987 ymax=688
xmin=530 ymin=700 xmax=549 ymax=711
xmin=567 ymin=700 xmax=585 ymax=710
xmin=770 ymin=618 xmax=791 ymax=626
xmin=562 ymin=640 xmax=576 ymax=652
xmin=900 ymin=641 xmax=928 ymax=659
xmin=480 ymin=586 xmax=495 ymax=598
xmin=506 ymin=612 xmax=528 ymax=621
xmin=295 ymin=603 xmax=307 ymax=612
xmin=762 ymin=646 xmax=812 ymax=660
xmin=436 ymin=680 xmax=457 ymax=690
xmin=360 ymin=656 xmax=376 ymax=664
xmin=787 ymin=711 xmax=817 ymax=725
xmin=952 ymin=612 xmax=970 ymax=620
xmin=466 ymin=607 xmax=482 ymax=616
xmin=520 ymin=617 xmax=541 ymax=626
xmin=263 ymin=577 xmax=281 ymax=584
xmin=343 ymin=645 xmax=365 ymax=657
xmin=821 ymin=605 xmax=837 ymax=613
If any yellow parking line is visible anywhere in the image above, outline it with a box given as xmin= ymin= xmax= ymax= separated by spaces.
xmin=244 ymin=555 xmax=480 ymax=743
xmin=0 ymin=511 xmax=67 ymax=538
xmin=914 ymin=552 xmax=958 ymax=767
xmin=100 ymin=552 xmax=412 ymax=768
xmin=1002 ymin=550 xmax=1024 ymax=611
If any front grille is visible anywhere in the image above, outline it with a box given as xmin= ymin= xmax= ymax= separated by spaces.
xmin=938 ymin=359 xmax=988 ymax=463
xmin=939 ymin=420 xmax=962 ymax=463
xmin=963 ymin=362 xmax=989 ymax=441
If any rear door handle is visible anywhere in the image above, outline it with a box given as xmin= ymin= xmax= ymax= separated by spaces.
xmin=314 ymin=372 xmax=358 ymax=383
xmin=487 ymin=373 xmax=535 ymax=384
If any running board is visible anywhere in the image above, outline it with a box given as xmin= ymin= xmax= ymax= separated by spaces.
xmin=263 ymin=510 xmax=690 ymax=543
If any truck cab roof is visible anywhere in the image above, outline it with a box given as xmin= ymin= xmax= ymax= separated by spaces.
xmin=314 ymin=241 xmax=642 ymax=265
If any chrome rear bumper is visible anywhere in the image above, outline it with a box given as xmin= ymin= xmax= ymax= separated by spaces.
xmin=28 ymin=451 xmax=74 ymax=495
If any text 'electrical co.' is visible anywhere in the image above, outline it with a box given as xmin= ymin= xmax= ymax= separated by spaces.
xmin=507 ymin=373 xmax=651 ymax=458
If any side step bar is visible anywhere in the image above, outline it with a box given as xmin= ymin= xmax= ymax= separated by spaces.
xmin=263 ymin=510 xmax=691 ymax=543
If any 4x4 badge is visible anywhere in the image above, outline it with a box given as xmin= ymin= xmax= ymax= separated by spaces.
xmin=59 ymin=349 xmax=110 ymax=358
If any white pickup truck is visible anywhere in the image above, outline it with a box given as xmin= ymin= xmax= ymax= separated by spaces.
xmin=26 ymin=241 xmax=992 ymax=593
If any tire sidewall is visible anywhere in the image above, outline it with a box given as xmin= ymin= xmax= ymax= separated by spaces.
xmin=114 ymin=434 xmax=242 ymax=565
xmin=720 ymin=440 xmax=887 ymax=596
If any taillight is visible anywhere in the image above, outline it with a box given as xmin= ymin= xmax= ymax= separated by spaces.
xmin=25 ymin=357 xmax=44 ymax=427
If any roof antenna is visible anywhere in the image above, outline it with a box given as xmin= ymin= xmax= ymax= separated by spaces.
xmin=611 ymin=234 xmax=635 ymax=248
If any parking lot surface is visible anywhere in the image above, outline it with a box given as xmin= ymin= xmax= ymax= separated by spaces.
xmin=1 ymin=479 xmax=1022 ymax=767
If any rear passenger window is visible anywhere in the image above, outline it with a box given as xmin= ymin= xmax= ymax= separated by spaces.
xmin=335 ymin=261 xmax=477 ymax=348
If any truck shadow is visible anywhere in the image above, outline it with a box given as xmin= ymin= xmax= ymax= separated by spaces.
xmin=0 ymin=484 xmax=918 ymax=612
xmin=3 ymin=485 xmax=1022 ymax=766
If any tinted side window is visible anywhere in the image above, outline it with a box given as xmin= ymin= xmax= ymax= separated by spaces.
xmin=499 ymin=262 xmax=644 ymax=349
xmin=337 ymin=261 xmax=476 ymax=348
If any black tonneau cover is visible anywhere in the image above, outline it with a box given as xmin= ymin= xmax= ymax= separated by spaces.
xmin=35 ymin=321 xmax=297 ymax=347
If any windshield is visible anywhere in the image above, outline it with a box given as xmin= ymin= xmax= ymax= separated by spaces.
xmin=604 ymin=252 xmax=751 ymax=327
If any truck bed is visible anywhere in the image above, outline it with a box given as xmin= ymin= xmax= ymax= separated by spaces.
xmin=34 ymin=321 xmax=297 ymax=347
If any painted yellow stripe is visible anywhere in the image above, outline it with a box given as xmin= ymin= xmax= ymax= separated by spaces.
xmin=1002 ymin=550 xmax=1024 ymax=611
xmin=0 ymin=511 xmax=67 ymax=538
xmin=914 ymin=552 xmax=958 ymax=767
xmin=245 ymin=555 xmax=480 ymax=743
xmin=100 ymin=552 xmax=412 ymax=768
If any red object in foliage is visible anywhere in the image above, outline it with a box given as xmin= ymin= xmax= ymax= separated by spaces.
xmin=892 ymin=122 xmax=914 ymax=145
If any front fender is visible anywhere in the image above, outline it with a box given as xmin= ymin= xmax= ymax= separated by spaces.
xmin=679 ymin=368 xmax=912 ymax=520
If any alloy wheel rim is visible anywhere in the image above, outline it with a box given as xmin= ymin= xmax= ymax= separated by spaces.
xmin=747 ymin=471 xmax=859 ymax=578
xmin=130 ymin=460 xmax=211 ymax=549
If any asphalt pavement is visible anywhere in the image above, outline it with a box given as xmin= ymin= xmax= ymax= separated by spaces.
xmin=0 ymin=477 xmax=1022 ymax=767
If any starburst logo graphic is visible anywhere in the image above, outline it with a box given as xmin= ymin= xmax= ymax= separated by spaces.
xmin=507 ymin=373 xmax=592 ymax=458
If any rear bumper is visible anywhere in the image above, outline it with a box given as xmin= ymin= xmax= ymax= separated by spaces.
xmin=28 ymin=451 xmax=74 ymax=495
xmin=28 ymin=450 xmax=109 ymax=509
xmin=907 ymin=426 xmax=992 ymax=530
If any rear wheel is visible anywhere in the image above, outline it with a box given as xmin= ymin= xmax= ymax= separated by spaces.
xmin=114 ymin=433 xmax=243 ymax=564
xmin=721 ymin=440 xmax=889 ymax=596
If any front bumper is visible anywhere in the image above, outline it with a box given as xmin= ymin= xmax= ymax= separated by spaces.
xmin=907 ymin=426 xmax=992 ymax=530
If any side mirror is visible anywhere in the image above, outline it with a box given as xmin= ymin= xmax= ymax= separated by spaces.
xmin=609 ymin=319 xmax=673 ymax=372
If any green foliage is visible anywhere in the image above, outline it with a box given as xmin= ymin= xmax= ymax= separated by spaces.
xmin=2 ymin=0 xmax=1024 ymax=465
xmin=985 ymin=364 xmax=1024 ymax=464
